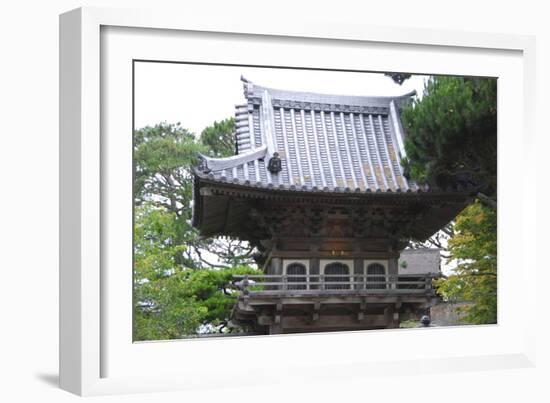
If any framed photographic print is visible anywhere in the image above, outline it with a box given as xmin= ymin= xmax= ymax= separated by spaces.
xmin=60 ymin=6 xmax=537 ymax=396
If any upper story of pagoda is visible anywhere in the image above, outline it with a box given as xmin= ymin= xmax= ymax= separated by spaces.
xmin=192 ymin=77 xmax=473 ymax=244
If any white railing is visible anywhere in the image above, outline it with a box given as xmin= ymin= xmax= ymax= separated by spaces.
xmin=233 ymin=273 xmax=438 ymax=295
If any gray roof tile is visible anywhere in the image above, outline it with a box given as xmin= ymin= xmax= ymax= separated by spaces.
xmin=195 ymin=77 xmax=425 ymax=193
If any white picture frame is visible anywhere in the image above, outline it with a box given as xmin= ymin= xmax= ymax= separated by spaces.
xmin=60 ymin=6 xmax=538 ymax=397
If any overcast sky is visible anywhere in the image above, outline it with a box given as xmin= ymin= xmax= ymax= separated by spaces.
xmin=134 ymin=62 xmax=428 ymax=135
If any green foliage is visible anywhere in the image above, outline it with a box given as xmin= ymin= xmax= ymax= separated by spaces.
xmin=134 ymin=122 xmax=205 ymax=215
xmin=182 ymin=266 xmax=260 ymax=326
xmin=133 ymin=203 xmax=262 ymax=341
xmin=133 ymin=120 xmax=256 ymax=270
xmin=401 ymin=76 xmax=497 ymax=199
xmin=133 ymin=203 xmax=203 ymax=340
xmin=199 ymin=117 xmax=235 ymax=158
xmin=402 ymin=75 xmax=498 ymax=324
xmin=133 ymin=120 xmax=259 ymax=341
xmin=134 ymin=203 xmax=186 ymax=279
xmin=399 ymin=319 xmax=419 ymax=329
xmin=434 ymin=201 xmax=497 ymax=324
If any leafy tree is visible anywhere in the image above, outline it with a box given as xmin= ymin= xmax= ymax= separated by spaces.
xmin=401 ymin=76 xmax=497 ymax=206
xmin=134 ymin=122 xmax=203 ymax=215
xmin=401 ymin=76 xmax=498 ymax=323
xmin=133 ymin=121 xmax=259 ymax=340
xmin=133 ymin=203 xmax=261 ymax=341
xmin=408 ymin=222 xmax=455 ymax=260
xmin=133 ymin=202 xmax=204 ymax=340
xmin=134 ymin=121 xmax=256 ymax=269
xmin=200 ymin=117 xmax=235 ymax=158
xmin=433 ymin=202 xmax=497 ymax=324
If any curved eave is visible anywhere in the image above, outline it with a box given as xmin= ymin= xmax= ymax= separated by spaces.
xmin=193 ymin=173 xmax=475 ymax=201
xmin=192 ymin=173 xmax=473 ymax=241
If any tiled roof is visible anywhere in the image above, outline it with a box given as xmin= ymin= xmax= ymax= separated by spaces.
xmin=194 ymin=77 xmax=424 ymax=193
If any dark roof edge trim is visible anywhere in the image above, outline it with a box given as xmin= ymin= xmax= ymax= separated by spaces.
xmin=195 ymin=176 xmax=475 ymax=201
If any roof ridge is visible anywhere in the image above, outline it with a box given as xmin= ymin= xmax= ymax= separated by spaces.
xmin=241 ymin=76 xmax=416 ymax=108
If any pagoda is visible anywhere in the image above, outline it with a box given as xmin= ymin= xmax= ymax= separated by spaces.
xmin=192 ymin=77 xmax=472 ymax=334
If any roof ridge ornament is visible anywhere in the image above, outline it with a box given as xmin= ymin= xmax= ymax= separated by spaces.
xmin=384 ymin=72 xmax=412 ymax=85
xmin=241 ymin=75 xmax=254 ymax=99
xmin=267 ymin=152 xmax=282 ymax=174
xmin=197 ymin=154 xmax=211 ymax=174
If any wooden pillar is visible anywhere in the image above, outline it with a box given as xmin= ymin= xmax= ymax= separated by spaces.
xmin=393 ymin=301 xmax=402 ymax=328
xmin=388 ymin=256 xmax=399 ymax=276
xmin=353 ymin=258 xmax=363 ymax=290
xmin=388 ymin=256 xmax=399 ymax=290
xmin=384 ymin=305 xmax=397 ymax=329
xmin=267 ymin=257 xmax=283 ymax=292
xmin=270 ymin=257 xmax=282 ymax=275
xmin=392 ymin=310 xmax=400 ymax=328
xmin=310 ymin=257 xmax=319 ymax=289
xmin=270 ymin=302 xmax=284 ymax=334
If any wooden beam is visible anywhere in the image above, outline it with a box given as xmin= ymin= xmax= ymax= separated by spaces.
xmin=281 ymin=314 xmax=387 ymax=330
xmin=242 ymin=295 xmax=432 ymax=306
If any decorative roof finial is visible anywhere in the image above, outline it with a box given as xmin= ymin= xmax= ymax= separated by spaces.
xmin=241 ymin=75 xmax=253 ymax=98
xmin=197 ymin=154 xmax=211 ymax=174
xmin=267 ymin=152 xmax=282 ymax=174
xmin=385 ymin=72 xmax=412 ymax=85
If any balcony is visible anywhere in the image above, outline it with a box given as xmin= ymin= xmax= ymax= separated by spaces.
xmin=230 ymin=273 xmax=441 ymax=333
xmin=233 ymin=273 xmax=438 ymax=298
